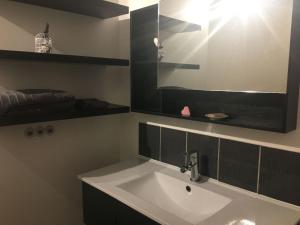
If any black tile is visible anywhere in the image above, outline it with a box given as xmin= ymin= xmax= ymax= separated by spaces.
xmin=139 ymin=123 xmax=160 ymax=160
xmin=161 ymin=128 xmax=186 ymax=168
xmin=219 ymin=139 xmax=259 ymax=192
xmin=187 ymin=133 xmax=218 ymax=179
xmin=259 ymin=147 xmax=300 ymax=206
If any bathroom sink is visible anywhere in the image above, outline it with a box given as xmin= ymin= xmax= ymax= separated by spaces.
xmin=118 ymin=172 xmax=232 ymax=225
xmin=80 ymin=159 xmax=300 ymax=225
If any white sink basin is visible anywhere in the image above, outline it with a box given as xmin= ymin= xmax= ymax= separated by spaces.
xmin=118 ymin=172 xmax=232 ymax=225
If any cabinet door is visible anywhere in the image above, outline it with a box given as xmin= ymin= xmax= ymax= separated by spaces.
xmin=116 ymin=202 xmax=160 ymax=225
xmin=82 ymin=182 xmax=117 ymax=225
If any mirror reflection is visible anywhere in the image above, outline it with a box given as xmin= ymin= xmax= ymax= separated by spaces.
xmin=158 ymin=0 xmax=293 ymax=93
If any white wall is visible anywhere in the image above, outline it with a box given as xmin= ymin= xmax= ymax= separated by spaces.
xmin=0 ymin=116 xmax=121 ymax=225
xmin=0 ymin=1 xmax=128 ymax=225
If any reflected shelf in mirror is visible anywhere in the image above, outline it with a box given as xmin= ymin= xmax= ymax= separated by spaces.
xmin=159 ymin=62 xmax=200 ymax=70
xmin=159 ymin=15 xmax=202 ymax=33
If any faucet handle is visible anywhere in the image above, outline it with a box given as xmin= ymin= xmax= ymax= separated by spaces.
xmin=189 ymin=152 xmax=198 ymax=162
xmin=180 ymin=152 xmax=189 ymax=173
xmin=188 ymin=152 xmax=199 ymax=169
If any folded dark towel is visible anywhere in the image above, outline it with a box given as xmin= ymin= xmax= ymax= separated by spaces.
xmin=0 ymin=89 xmax=75 ymax=115
xmin=75 ymin=99 xmax=109 ymax=110
xmin=18 ymin=89 xmax=75 ymax=103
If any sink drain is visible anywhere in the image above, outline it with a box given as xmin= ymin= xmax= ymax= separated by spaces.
xmin=186 ymin=185 xmax=191 ymax=192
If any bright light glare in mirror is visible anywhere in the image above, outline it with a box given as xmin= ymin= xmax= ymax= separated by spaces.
xmin=223 ymin=0 xmax=263 ymax=19
xmin=182 ymin=0 xmax=210 ymax=24
xmin=183 ymin=0 xmax=264 ymax=23
xmin=228 ymin=219 xmax=256 ymax=225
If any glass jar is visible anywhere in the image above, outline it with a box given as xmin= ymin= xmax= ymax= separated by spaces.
xmin=35 ymin=33 xmax=52 ymax=53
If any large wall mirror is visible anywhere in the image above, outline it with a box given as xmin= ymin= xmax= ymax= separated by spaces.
xmin=158 ymin=0 xmax=292 ymax=93
xmin=131 ymin=0 xmax=300 ymax=132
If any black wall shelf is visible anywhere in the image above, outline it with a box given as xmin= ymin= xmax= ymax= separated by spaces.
xmin=160 ymin=15 xmax=201 ymax=33
xmin=0 ymin=102 xmax=130 ymax=126
xmin=160 ymin=62 xmax=200 ymax=70
xmin=0 ymin=50 xmax=129 ymax=66
xmin=10 ymin=0 xmax=129 ymax=19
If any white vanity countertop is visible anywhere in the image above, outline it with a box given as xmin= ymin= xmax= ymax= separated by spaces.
xmin=79 ymin=158 xmax=300 ymax=225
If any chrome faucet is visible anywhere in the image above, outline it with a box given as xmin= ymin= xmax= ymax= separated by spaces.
xmin=180 ymin=152 xmax=201 ymax=182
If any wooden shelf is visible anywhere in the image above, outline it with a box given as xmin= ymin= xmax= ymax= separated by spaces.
xmin=160 ymin=15 xmax=201 ymax=33
xmin=10 ymin=0 xmax=129 ymax=19
xmin=0 ymin=50 xmax=129 ymax=66
xmin=160 ymin=62 xmax=200 ymax=70
xmin=0 ymin=102 xmax=130 ymax=126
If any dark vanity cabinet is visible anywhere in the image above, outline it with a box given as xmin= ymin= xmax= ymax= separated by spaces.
xmin=130 ymin=2 xmax=300 ymax=133
xmin=82 ymin=182 xmax=160 ymax=225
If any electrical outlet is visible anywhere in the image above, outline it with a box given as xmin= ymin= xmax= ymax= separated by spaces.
xmin=24 ymin=127 xmax=34 ymax=138
xmin=36 ymin=126 xmax=44 ymax=137
xmin=46 ymin=125 xmax=54 ymax=135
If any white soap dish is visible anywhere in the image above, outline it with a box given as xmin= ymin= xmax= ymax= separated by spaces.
xmin=205 ymin=113 xmax=229 ymax=120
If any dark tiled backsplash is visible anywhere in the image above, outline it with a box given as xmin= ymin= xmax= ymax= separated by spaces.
xmin=219 ymin=139 xmax=259 ymax=192
xmin=139 ymin=123 xmax=300 ymax=207
xmin=161 ymin=128 xmax=186 ymax=167
xmin=259 ymin=147 xmax=300 ymax=206
xmin=187 ymin=133 xmax=218 ymax=179
xmin=139 ymin=123 xmax=160 ymax=160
